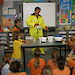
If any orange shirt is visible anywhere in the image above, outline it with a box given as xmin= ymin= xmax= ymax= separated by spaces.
xmin=13 ymin=26 xmax=20 ymax=32
xmin=52 ymin=67 xmax=70 ymax=75
xmin=67 ymin=60 xmax=75 ymax=75
xmin=8 ymin=72 xmax=26 ymax=75
xmin=27 ymin=57 xmax=46 ymax=75
xmin=47 ymin=59 xmax=58 ymax=70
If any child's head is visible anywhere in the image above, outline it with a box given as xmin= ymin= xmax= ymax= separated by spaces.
xmin=14 ymin=19 xmax=21 ymax=26
xmin=34 ymin=48 xmax=41 ymax=69
xmin=42 ymin=65 xmax=52 ymax=75
xmin=10 ymin=61 xmax=21 ymax=73
xmin=71 ymin=34 xmax=75 ymax=41
xmin=13 ymin=31 xmax=24 ymax=40
xmin=51 ymin=49 xmax=59 ymax=60
xmin=13 ymin=31 xmax=21 ymax=40
xmin=18 ymin=33 xmax=24 ymax=40
xmin=3 ymin=53 xmax=11 ymax=63
xmin=57 ymin=56 xmax=66 ymax=70
xmin=34 ymin=48 xmax=41 ymax=57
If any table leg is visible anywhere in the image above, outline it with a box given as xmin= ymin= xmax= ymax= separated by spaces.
xmin=59 ymin=46 xmax=61 ymax=56
xmin=64 ymin=45 xmax=66 ymax=58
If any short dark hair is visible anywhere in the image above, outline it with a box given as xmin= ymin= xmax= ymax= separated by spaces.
xmin=34 ymin=7 xmax=41 ymax=11
xmin=3 ymin=54 xmax=11 ymax=63
xmin=13 ymin=31 xmax=21 ymax=40
xmin=14 ymin=19 xmax=20 ymax=24
xmin=57 ymin=56 xmax=66 ymax=70
xmin=34 ymin=48 xmax=41 ymax=69
xmin=34 ymin=48 xmax=41 ymax=56
xmin=51 ymin=50 xmax=59 ymax=59
xmin=10 ymin=61 xmax=21 ymax=73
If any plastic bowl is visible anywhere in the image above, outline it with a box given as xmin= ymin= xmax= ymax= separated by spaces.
xmin=41 ymin=37 xmax=47 ymax=42
xmin=54 ymin=35 xmax=63 ymax=42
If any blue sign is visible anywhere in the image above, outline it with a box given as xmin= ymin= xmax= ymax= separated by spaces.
xmin=60 ymin=0 xmax=72 ymax=10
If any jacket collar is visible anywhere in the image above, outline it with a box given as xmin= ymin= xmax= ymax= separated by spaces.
xmin=31 ymin=13 xmax=41 ymax=16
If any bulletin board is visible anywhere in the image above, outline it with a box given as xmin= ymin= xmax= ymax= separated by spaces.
xmin=72 ymin=0 xmax=75 ymax=24
xmin=2 ymin=15 xmax=15 ymax=27
xmin=23 ymin=2 xmax=56 ymax=27
xmin=59 ymin=0 xmax=72 ymax=25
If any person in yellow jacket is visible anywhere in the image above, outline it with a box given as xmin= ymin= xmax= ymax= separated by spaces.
xmin=12 ymin=31 xmax=25 ymax=61
xmin=26 ymin=7 xmax=48 ymax=54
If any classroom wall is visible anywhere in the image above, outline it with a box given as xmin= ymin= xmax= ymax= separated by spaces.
xmin=0 ymin=0 xmax=23 ymax=27
xmin=0 ymin=0 xmax=58 ymax=35
xmin=13 ymin=1 xmax=23 ymax=28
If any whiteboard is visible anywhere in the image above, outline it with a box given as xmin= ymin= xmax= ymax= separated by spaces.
xmin=23 ymin=2 xmax=56 ymax=27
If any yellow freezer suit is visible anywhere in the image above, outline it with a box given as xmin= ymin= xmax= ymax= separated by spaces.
xmin=26 ymin=14 xmax=47 ymax=54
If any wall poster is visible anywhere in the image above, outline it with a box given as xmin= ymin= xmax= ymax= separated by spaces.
xmin=72 ymin=0 xmax=75 ymax=24
xmin=59 ymin=0 xmax=72 ymax=25
xmin=2 ymin=15 xmax=16 ymax=32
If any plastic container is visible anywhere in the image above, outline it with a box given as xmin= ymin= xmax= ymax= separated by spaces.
xmin=54 ymin=35 xmax=63 ymax=42
xmin=47 ymin=36 xmax=54 ymax=42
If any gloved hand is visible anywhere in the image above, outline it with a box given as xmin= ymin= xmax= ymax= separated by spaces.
xmin=45 ymin=26 xmax=48 ymax=31
xmin=34 ymin=23 xmax=39 ymax=27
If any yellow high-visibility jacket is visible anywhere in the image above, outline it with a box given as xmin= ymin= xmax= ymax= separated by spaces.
xmin=26 ymin=14 xmax=47 ymax=40
xmin=12 ymin=39 xmax=23 ymax=59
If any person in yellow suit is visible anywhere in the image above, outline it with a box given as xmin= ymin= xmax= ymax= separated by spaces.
xmin=26 ymin=7 xmax=48 ymax=54
xmin=12 ymin=31 xmax=25 ymax=61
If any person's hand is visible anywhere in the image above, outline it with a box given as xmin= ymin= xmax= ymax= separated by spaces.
xmin=34 ymin=23 xmax=39 ymax=27
xmin=22 ymin=40 xmax=26 ymax=43
xmin=45 ymin=26 xmax=48 ymax=31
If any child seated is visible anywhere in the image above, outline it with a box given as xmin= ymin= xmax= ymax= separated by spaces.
xmin=67 ymin=59 xmax=75 ymax=75
xmin=8 ymin=61 xmax=26 ymax=75
xmin=67 ymin=35 xmax=75 ymax=49
xmin=47 ymin=49 xmax=59 ymax=70
xmin=27 ymin=48 xmax=46 ymax=75
xmin=67 ymin=35 xmax=75 ymax=56
xmin=67 ymin=53 xmax=75 ymax=75
xmin=1 ymin=54 xmax=11 ymax=75
xmin=53 ymin=56 xmax=70 ymax=75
